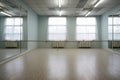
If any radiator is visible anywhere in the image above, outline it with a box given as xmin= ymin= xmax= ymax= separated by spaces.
xmin=112 ymin=41 xmax=120 ymax=48
xmin=5 ymin=41 xmax=18 ymax=48
xmin=78 ymin=41 xmax=91 ymax=48
xmin=52 ymin=41 xmax=65 ymax=48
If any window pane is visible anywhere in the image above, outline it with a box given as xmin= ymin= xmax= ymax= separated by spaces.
xmin=108 ymin=17 xmax=112 ymax=25
xmin=114 ymin=34 xmax=120 ymax=40
xmin=56 ymin=26 xmax=66 ymax=33
xmin=76 ymin=34 xmax=87 ymax=40
xmin=49 ymin=26 xmax=66 ymax=33
xmin=14 ymin=27 xmax=22 ymax=33
xmin=113 ymin=17 xmax=120 ymax=25
xmin=108 ymin=26 xmax=112 ymax=33
xmin=108 ymin=33 xmax=112 ymax=40
xmin=14 ymin=34 xmax=21 ymax=40
xmin=77 ymin=34 xmax=95 ymax=40
xmin=48 ymin=26 xmax=56 ymax=33
xmin=15 ymin=18 xmax=23 ymax=25
xmin=48 ymin=17 xmax=66 ymax=40
xmin=48 ymin=34 xmax=55 ymax=40
xmin=77 ymin=26 xmax=95 ymax=33
xmin=108 ymin=17 xmax=120 ymax=25
xmin=88 ymin=34 xmax=96 ymax=40
xmin=49 ymin=17 xmax=66 ymax=25
xmin=5 ymin=27 xmax=13 ymax=33
xmin=5 ymin=17 xmax=23 ymax=40
xmin=77 ymin=26 xmax=86 ymax=33
xmin=76 ymin=17 xmax=96 ymax=40
xmin=87 ymin=26 xmax=96 ymax=33
xmin=5 ymin=34 xmax=13 ymax=40
xmin=108 ymin=17 xmax=120 ymax=40
xmin=6 ymin=18 xmax=14 ymax=25
xmin=108 ymin=26 xmax=119 ymax=33
xmin=114 ymin=26 xmax=120 ymax=33
xmin=49 ymin=34 xmax=66 ymax=41
xmin=77 ymin=17 xmax=96 ymax=25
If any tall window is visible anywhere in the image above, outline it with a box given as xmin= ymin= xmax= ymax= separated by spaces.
xmin=76 ymin=17 xmax=96 ymax=40
xmin=48 ymin=17 xmax=67 ymax=41
xmin=108 ymin=17 xmax=120 ymax=40
xmin=4 ymin=17 xmax=23 ymax=40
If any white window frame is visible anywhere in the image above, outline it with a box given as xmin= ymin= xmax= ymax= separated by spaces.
xmin=4 ymin=17 xmax=23 ymax=41
xmin=108 ymin=17 xmax=120 ymax=40
xmin=48 ymin=17 xmax=67 ymax=41
xmin=76 ymin=17 xmax=97 ymax=41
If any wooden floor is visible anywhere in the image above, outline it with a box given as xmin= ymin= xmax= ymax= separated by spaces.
xmin=0 ymin=49 xmax=120 ymax=80
xmin=0 ymin=49 xmax=20 ymax=61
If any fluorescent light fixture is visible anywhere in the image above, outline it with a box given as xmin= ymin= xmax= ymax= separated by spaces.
xmin=0 ymin=11 xmax=12 ymax=17
xmin=59 ymin=10 xmax=62 ymax=16
xmin=85 ymin=11 xmax=91 ymax=16
xmin=94 ymin=0 xmax=103 ymax=7
xmin=58 ymin=0 xmax=62 ymax=8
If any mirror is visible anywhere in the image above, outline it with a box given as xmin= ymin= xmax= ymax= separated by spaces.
xmin=0 ymin=0 xmax=28 ymax=62
xmin=108 ymin=13 xmax=120 ymax=52
xmin=20 ymin=7 xmax=28 ymax=53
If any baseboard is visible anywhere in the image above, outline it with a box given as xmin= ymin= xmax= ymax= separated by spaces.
xmin=0 ymin=48 xmax=36 ymax=65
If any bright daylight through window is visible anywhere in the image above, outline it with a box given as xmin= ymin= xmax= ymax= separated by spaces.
xmin=48 ymin=17 xmax=67 ymax=41
xmin=76 ymin=17 xmax=96 ymax=40
xmin=4 ymin=18 xmax=23 ymax=40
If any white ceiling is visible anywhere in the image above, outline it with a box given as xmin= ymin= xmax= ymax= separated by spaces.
xmin=23 ymin=0 xmax=120 ymax=16
xmin=0 ymin=0 xmax=27 ymax=16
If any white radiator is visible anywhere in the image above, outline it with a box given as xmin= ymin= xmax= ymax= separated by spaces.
xmin=5 ymin=41 xmax=18 ymax=48
xmin=112 ymin=41 xmax=120 ymax=48
xmin=52 ymin=41 xmax=65 ymax=48
xmin=78 ymin=41 xmax=91 ymax=48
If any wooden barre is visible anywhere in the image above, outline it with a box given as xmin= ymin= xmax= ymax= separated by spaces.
xmin=0 ymin=40 xmax=120 ymax=42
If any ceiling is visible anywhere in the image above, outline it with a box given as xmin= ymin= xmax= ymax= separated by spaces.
xmin=0 ymin=0 xmax=27 ymax=16
xmin=23 ymin=0 xmax=120 ymax=16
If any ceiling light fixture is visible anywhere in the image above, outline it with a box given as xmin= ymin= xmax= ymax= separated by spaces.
xmin=94 ymin=0 xmax=103 ymax=7
xmin=0 ymin=11 xmax=12 ymax=17
xmin=85 ymin=11 xmax=91 ymax=16
xmin=59 ymin=10 xmax=62 ymax=16
xmin=58 ymin=0 xmax=62 ymax=8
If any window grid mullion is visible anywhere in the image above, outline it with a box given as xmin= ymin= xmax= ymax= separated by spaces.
xmin=76 ymin=17 xmax=96 ymax=40
xmin=48 ymin=17 xmax=66 ymax=41
xmin=5 ymin=18 xmax=23 ymax=40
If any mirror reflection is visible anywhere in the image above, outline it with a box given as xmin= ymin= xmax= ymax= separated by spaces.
xmin=20 ymin=11 xmax=28 ymax=53
xmin=108 ymin=14 xmax=120 ymax=52
xmin=0 ymin=0 xmax=27 ymax=61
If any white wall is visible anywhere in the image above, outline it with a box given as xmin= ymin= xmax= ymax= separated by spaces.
xmin=101 ymin=5 xmax=120 ymax=48
xmin=37 ymin=16 xmax=101 ymax=48
xmin=18 ymin=1 xmax=120 ymax=49
xmin=18 ymin=0 xmax=38 ymax=50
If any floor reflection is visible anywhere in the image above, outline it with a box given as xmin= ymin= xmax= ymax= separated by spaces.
xmin=113 ymin=49 xmax=120 ymax=53
xmin=0 ymin=49 xmax=20 ymax=61
xmin=48 ymin=54 xmax=67 ymax=80
xmin=0 ymin=49 xmax=120 ymax=80
xmin=75 ymin=53 xmax=97 ymax=80
xmin=0 ymin=57 xmax=24 ymax=80
xmin=108 ymin=54 xmax=120 ymax=79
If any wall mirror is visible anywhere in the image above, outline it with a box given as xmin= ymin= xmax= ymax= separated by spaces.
xmin=0 ymin=0 xmax=27 ymax=62
xmin=108 ymin=12 xmax=120 ymax=52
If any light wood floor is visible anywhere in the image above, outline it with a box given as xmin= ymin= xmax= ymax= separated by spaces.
xmin=0 ymin=49 xmax=120 ymax=80
xmin=0 ymin=49 xmax=20 ymax=61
